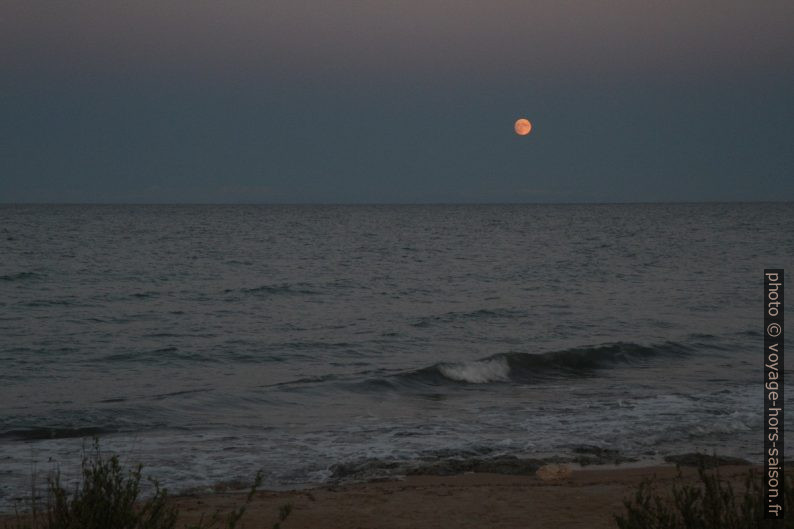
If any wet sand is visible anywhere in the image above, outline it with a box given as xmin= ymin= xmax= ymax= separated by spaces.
xmin=173 ymin=464 xmax=755 ymax=529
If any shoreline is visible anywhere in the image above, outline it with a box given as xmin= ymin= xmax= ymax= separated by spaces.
xmin=2 ymin=456 xmax=759 ymax=528
xmin=171 ymin=463 xmax=758 ymax=529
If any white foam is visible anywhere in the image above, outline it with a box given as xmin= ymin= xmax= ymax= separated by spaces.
xmin=438 ymin=358 xmax=510 ymax=383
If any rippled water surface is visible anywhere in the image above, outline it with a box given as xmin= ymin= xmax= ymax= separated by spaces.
xmin=1 ymin=203 xmax=792 ymax=508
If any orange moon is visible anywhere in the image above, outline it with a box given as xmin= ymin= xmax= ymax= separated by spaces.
xmin=514 ymin=118 xmax=532 ymax=136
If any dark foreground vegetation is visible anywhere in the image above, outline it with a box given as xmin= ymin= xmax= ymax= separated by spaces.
xmin=4 ymin=443 xmax=790 ymax=529
xmin=616 ymin=463 xmax=792 ymax=529
xmin=4 ymin=443 xmax=290 ymax=529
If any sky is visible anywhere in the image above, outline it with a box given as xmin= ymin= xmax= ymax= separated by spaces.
xmin=2 ymin=1 xmax=793 ymax=203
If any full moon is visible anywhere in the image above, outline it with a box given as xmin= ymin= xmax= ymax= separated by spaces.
xmin=514 ymin=118 xmax=532 ymax=136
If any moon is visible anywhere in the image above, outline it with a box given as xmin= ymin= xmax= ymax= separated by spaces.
xmin=514 ymin=118 xmax=532 ymax=136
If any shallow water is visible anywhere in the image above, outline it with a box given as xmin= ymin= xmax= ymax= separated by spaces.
xmin=1 ymin=203 xmax=792 ymax=508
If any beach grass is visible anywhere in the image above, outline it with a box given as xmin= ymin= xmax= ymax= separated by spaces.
xmin=4 ymin=442 xmax=785 ymax=529
xmin=615 ymin=463 xmax=792 ymax=529
xmin=3 ymin=442 xmax=290 ymax=529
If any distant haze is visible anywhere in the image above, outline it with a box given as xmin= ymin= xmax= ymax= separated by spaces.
xmin=2 ymin=1 xmax=793 ymax=203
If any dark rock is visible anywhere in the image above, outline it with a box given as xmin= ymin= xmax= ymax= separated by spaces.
xmin=418 ymin=446 xmax=495 ymax=461
xmin=328 ymin=458 xmax=403 ymax=480
xmin=664 ymin=453 xmax=752 ymax=468
xmin=569 ymin=444 xmax=636 ymax=466
xmin=572 ymin=444 xmax=620 ymax=458
xmin=330 ymin=455 xmax=543 ymax=481
xmin=407 ymin=456 xmax=542 ymax=476
xmin=470 ymin=456 xmax=543 ymax=475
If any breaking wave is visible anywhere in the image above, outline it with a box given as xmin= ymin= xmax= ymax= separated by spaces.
xmin=438 ymin=358 xmax=511 ymax=383
xmin=398 ymin=342 xmax=691 ymax=386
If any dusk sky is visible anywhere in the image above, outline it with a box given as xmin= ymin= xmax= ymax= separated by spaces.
xmin=2 ymin=1 xmax=793 ymax=203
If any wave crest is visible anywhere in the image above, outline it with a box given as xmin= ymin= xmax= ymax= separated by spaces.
xmin=398 ymin=342 xmax=690 ymax=386
xmin=438 ymin=358 xmax=511 ymax=384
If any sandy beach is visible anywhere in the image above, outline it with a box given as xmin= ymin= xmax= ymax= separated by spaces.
xmin=171 ymin=463 xmax=756 ymax=529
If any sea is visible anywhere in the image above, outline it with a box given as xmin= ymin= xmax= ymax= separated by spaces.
xmin=1 ymin=203 xmax=791 ymax=509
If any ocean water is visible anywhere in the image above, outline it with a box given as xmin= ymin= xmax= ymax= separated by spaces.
xmin=1 ymin=203 xmax=792 ymax=507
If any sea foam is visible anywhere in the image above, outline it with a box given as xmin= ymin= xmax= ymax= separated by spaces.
xmin=438 ymin=358 xmax=511 ymax=383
